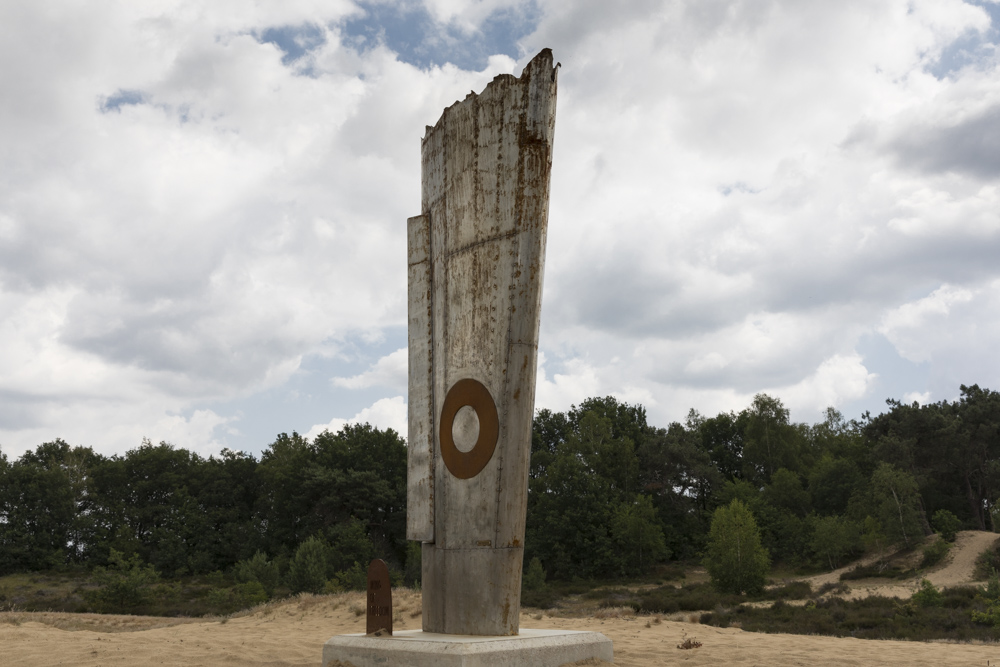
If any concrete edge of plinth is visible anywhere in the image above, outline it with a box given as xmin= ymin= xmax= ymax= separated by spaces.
xmin=322 ymin=628 xmax=613 ymax=667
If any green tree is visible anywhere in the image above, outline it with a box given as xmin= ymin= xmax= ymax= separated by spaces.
xmin=235 ymin=551 xmax=280 ymax=597
xmin=610 ymin=495 xmax=669 ymax=576
xmin=931 ymin=509 xmax=962 ymax=542
xmin=808 ymin=455 xmax=863 ymax=516
xmin=525 ymin=411 xmax=638 ymax=578
xmin=870 ymin=463 xmax=925 ymax=547
xmin=764 ymin=468 xmax=810 ymax=517
xmin=811 ymin=516 xmax=859 ymax=570
xmin=286 ymin=535 xmax=330 ymax=594
xmin=741 ymin=394 xmax=801 ymax=484
xmin=703 ymin=499 xmax=770 ymax=595
xmin=87 ymin=548 xmax=160 ymax=611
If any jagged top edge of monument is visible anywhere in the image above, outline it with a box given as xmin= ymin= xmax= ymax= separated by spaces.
xmin=422 ymin=48 xmax=558 ymax=140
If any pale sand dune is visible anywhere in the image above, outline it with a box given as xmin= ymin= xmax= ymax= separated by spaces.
xmin=802 ymin=530 xmax=1000 ymax=601
xmin=3 ymin=532 xmax=1000 ymax=666
xmin=2 ymin=591 xmax=999 ymax=667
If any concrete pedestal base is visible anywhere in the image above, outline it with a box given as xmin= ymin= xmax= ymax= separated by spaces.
xmin=323 ymin=628 xmax=613 ymax=667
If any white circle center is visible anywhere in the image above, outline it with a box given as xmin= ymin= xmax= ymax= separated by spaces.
xmin=452 ymin=405 xmax=480 ymax=453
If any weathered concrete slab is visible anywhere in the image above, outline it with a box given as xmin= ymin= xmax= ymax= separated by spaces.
xmin=322 ymin=628 xmax=613 ymax=667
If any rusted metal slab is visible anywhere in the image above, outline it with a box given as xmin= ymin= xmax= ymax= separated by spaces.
xmin=366 ymin=559 xmax=393 ymax=636
xmin=407 ymin=48 xmax=558 ymax=636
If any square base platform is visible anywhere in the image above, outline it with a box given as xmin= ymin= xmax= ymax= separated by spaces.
xmin=323 ymin=628 xmax=613 ymax=667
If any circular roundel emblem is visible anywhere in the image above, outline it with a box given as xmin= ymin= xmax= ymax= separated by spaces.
xmin=439 ymin=378 xmax=500 ymax=480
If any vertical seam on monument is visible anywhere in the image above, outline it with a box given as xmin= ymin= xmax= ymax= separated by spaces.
xmin=495 ymin=68 xmax=530 ymax=549
xmin=441 ymin=103 xmax=450 ymax=559
xmin=427 ymin=215 xmax=436 ymax=544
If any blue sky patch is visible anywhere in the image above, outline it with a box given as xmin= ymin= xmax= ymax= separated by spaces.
xmin=342 ymin=1 xmax=540 ymax=71
xmin=100 ymin=90 xmax=147 ymax=113
xmin=926 ymin=0 xmax=1000 ymax=78
xmin=256 ymin=23 xmax=327 ymax=69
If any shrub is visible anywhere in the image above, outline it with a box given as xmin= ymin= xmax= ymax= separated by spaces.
xmin=206 ymin=581 xmax=268 ymax=613
xmin=85 ymin=549 xmax=160 ymax=612
xmin=974 ymin=538 xmax=1000 ymax=580
xmin=811 ymin=516 xmax=860 ymax=570
xmin=931 ymin=510 xmax=962 ymax=542
xmin=330 ymin=562 xmax=368 ymax=592
xmin=287 ymin=536 xmax=329 ymax=594
xmin=921 ymin=539 xmax=950 ymax=568
xmin=972 ymin=571 xmax=1000 ymax=627
xmin=769 ymin=581 xmax=812 ymax=600
xmin=840 ymin=564 xmax=912 ymax=581
xmin=521 ymin=558 xmax=558 ymax=608
xmin=235 ymin=551 xmax=279 ymax=597
xmin=403 ymin=541 xmax=421 ymax=589
xmin=703 ymin=500 xmax=770 ymax=595
xmin=912 ymin=579 xmax=943 ymax=608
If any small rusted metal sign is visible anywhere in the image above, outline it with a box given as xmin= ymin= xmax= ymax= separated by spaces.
xmin=365 ymin=559 xmax=392 ymax=636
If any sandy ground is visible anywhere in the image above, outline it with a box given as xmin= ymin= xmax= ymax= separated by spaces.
xmin=3 ymin=532 xmax=999 ymax=666
xmin=802 ymin=530 xmax=1000 ymax=601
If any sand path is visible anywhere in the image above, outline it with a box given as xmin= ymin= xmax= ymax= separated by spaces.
xmin=800 ymin=530 xmax=998 ymax=601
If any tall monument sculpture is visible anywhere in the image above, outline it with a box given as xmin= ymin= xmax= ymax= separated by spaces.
xmin=406 ymin=48 xmax=558 ymax=636
xmin=324 ymin=49 xmax=613 ymax=666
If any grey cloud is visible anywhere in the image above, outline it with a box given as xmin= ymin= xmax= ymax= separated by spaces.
xmin=889 ymin=106 xmax=1000 ymax=178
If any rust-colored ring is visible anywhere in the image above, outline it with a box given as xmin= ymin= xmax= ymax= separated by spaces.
xmin=439 ymin=378 xmax=499 ymax=480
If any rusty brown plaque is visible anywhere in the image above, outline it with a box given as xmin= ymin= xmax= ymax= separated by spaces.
xmin=366 ymin=559 xmax=392 ymax=635
xmin=439 ymin=378 xmax=500 ymax=480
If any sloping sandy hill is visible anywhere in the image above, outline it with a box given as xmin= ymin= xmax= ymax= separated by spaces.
xmin=2 ymin=532 xmax=999 ymax=666
xmin=803 ymin=530 xmax=999 ymax=601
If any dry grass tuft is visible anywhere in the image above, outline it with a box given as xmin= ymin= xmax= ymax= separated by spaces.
xmin=593 ymin=606 xmax=635 ymax=620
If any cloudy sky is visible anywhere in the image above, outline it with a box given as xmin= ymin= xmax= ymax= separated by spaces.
xmin=2 ymin=0 xmax=999 ymax=459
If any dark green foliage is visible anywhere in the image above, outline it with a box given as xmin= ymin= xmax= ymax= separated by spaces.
xmin=206 ymin=581 xmax=268 ymax=613
xmin=701 ymin=591 xmax=1000 ymax=641
xmin=921 ymin=538 xmax=951 ymax=568
xmin=235 ymin=551 xmax=279 ymax=597
xmin=328 ymin=561 xmax=368 ymax=592
xmin=525 ymin=410 xmax=643 ymax=579
xmin=912 ymin=579 xmax=944 ymax=607
xmin=974 ymin=537 xmax=1000 ymax=580
xmin=840 ymin=564 xmax=914 ymax=581
xmin=286 ymin=536 xmax=330 ymax=594
xmin=971 ymin=571 xmax=1000 ymax=626
xmin=932 ymin=509 xmax=962 ymax=542
xmin=520 ymin=557 xmax=556 ymax=608
xmin=811 ymin=516 xmax=860 ymax=570
xmin=85 ymin=548 xmax=160 ymax=611
xmin=325 ymin=517 xmax=376 ymax=575
xmin=703 ymin=499 xmax=770 ymax=595
xmin=6 ymin=383 xmax=1000 ymax=618
xmin=808 ymin=455 xmax=863 ymax=516
xmin=403 ymin=541 xmax=421 ymax=588
xmin=611 ymin=580 xmax=813 ymax=615
xmin=869 ymin=463 xmax=925 ymax=548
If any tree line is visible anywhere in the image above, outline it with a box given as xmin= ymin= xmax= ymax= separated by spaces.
xmin=1 ymin=384 xmax=999 ymax=589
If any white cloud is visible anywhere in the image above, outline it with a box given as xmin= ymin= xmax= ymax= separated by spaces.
xmin=305 ymin=395 xmax=408 ymax=441
xmin=903 ymin=391 xmax=933 ymax=405
xmin=333 ymin=348 xmax=408 ymax=392
xmin=2 ymin=0 xmax=1000 ymax=457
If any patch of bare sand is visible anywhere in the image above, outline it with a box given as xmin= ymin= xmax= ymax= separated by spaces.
xmin=1 ymin=587 xmax=999 ymax=666
xmin=799 ymin=530 xmax=999 ymax=602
